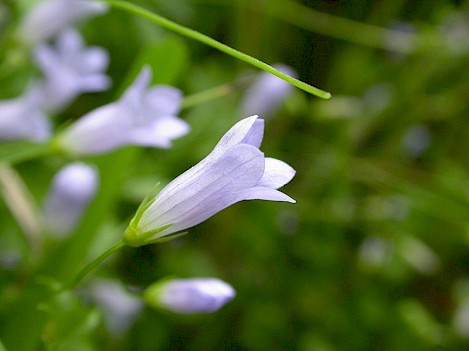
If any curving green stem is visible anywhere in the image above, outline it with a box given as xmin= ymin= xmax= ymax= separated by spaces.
xmin=65 ymin=240 xmax=125 ymax=290
xmin=102 ymin=0 xmax=331 ymax=99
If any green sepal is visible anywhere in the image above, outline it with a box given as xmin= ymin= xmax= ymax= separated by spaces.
xmin=123 ymin=223 xmax=174 ymax=247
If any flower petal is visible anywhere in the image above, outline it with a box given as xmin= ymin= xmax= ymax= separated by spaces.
xmin=212 ymin=115 xmax=263 ymax=155
xmin=236 ymin=186 xmax=296 ymax=203
xmin=121 ymin=66 xmax=152 ymax=111
xmin=257 ymin=157 xmax=296 ymax=189
xmin=128 ymin=115 xmax=190 ymax=148
xmin=145 ymin=86 xmax=182 ymax=116
xmin=140 ymin=144 xmax=265 ymax=235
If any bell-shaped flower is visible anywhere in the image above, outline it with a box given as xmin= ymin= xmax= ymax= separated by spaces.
xmin=144 ymin=278 xmax=235 ymax=314
xmin=54 ymin=66 xmax=189 ymax=155
xmin=19 ymin=0 xmax=108 ymax=45
xmin=0 ymin=85 xmax=50 ymax=142
xmin=34 ymin=28 xmax=110 ymax=113
xmin=123 ymin=115 xmax=295 ymax=247
xmin=241 ymin=64 xmax=296 ymax=119
xmin=43 ymin=162 xmax=98 ymax=236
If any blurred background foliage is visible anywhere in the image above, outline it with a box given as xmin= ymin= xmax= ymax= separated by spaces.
xmin=1 ymin=0 xmax=469 ymax=350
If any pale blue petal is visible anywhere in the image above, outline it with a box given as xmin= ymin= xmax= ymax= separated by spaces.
xmin=236 ymin=186 xmax=296 ymax=203
xmin=140 ymin=144 xmax=265 ymax=235
xmin=59 ymin=103 xmax=132 ymax=154
xmin=128 ymin=115 xmax=190 ymax=148
xmin=211 ymin=115 xmax=261 ymax=155
xmin=145 ymin=86 xmax=182 ymax=116
xmin=155 ymin=278 xmax=235 ymax=314
xmin=121 ymin=66 xmax=152 ymax=111
xmin=257 ymin=157 xmax=296 ymax=189
xmin=79 ymin=48 xmax=109 ymax=72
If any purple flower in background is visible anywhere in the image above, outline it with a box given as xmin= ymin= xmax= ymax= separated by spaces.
xmin=241 ymin=64 xmax=296 ymax=119
xmin=34 ymin=28 xmax=110 ymax=113
xmin=55 ymin=66 xmax=189 ymax=155
xmin=124 ymin=115 xmax=295 ymax=247
xmin=19 ymin=0 xmax=108 ymax=45
xmin=0 ymin=86 xmax=50 ymax=142
xmin=144 ymin=278 xmax=235 ymax=314
xmin=43 ymin=162 xmax=98 ymax=236
xmin=90 ymin=279 xmax=143 ymax=336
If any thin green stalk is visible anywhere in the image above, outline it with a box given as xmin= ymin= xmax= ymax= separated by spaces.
xmin=182 ymin=74 xmax=254 ymax=109
xmin=102 ymin=0 xmax=331 ymax=99
xmin=267 ymin=0 xmax=416 ymax=53
xmin=194 ymin=0 xmax=417 ymax=53
xmin=65 ymin=240 xmax=125 ymax=290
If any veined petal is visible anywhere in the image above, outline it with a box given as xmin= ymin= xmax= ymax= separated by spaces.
xmin=236 ymin=186 xmax=296 ymax=203
xmin=212 ymin=115 xmax=263 ymax=155
xmin=157 ymin=116 xmax=264 ymax=197
xmin=257 ymin=157 xmax=296 ymax=189
xmin=139 ymin=144 xmax=265 ymax=236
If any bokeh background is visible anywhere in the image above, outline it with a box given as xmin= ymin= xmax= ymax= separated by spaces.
xmin=1 ymin=0 xmax=469 ymax=350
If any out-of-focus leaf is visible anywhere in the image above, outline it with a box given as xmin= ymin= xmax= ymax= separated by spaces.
xmin=125 ymin=38 xmax=189 ymax=86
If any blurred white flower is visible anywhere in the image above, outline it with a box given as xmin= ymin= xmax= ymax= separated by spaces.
xmin=55 ymin=66 xmax=189 ymax=155
xmin=124 ymin=115 xmax=295 ymax=247
xmin=43 ymin=162 xmax=98 ymax=236
xmin=90 ymin=279 xmax=143 ymax=336
xmin=19 ymin=0 xmax=108 ymax=45
xmin=241 ymin=64 xmax=296 ymax=119
xmin=34 ymin=28 xmax=110 ymax=113
xmin=145 ymin=278 xmax=235 ymax=314
xmin=0 ymin=86 xmax=50 ymax=142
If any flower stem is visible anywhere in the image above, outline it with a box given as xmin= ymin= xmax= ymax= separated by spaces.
xmin=65 ymin=240 xmax=125 ymax=290
xmin=102 ymin=0 xmax=331 ymax=99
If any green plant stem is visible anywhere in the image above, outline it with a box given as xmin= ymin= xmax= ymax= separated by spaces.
xmin=102 ymin=0 xmax=331 ymax=99
xmin=194 ymin=0 xmax=417 ymax=53
xmin=182 ymin=74 xmax=254 ymax=109
xmin=65 ymin=240 xmax=125 ymax=290
xmin=267 ymin=0 xmax=416 ymax=53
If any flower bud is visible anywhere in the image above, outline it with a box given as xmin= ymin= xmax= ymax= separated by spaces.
xmin=144 ymin=278 xmax=236 ymax=314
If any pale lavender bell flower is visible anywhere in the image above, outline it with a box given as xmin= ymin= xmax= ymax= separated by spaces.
xmin=241 ymin=64 xmax=297 ymax=119
xmin=144 ymin=278 xmax=235 ymax=314
xmin=19 ymin=0 xmax=108 ymax=45
xmin=43 ymin=162 xmax=98 ymax=236
xmin=55 ymin=66 xmax=189 ymax=155
xmin=0 ymin=85 xmax=50 ymax=142
xmin=34 ymin=28 xmax=110 ymax=113
xmin=124 ymin=115 xmax=296 ymax=247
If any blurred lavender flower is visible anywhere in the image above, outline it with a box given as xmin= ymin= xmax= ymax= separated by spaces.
xmin=19 ymin=0 xmax=108 ymax=45
xmin=241 ymin=64 xmax=296 ymax=119
xmin=124 ymin=115 xmax=295 ymax=247
xmin=43 ymin=162 xmax=98 ymax=236
xmin=55 ymin=66 xmax=189 ymax=155
xmin=90 ymin=279 xmax=143 ymax=336
xmin=144 ymin=278 xmax=235 ymax=314
xmin=0 ymin=86 xmax=50 ymax=142
xmin=34 ymin=28 xmax=110 ymax=113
